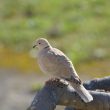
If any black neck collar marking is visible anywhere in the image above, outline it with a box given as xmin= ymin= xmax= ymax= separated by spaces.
xmin=44 ymin=46 xmax=50 ymax=49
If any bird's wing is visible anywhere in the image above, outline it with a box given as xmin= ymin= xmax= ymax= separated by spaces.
xmin=48 ymin=48 xmax=81 ymax=84
xmin=52 ymin=48 xmax=75 ymax=72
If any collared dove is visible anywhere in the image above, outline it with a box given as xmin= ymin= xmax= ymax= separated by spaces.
xmin=33 ymin=38 xmax=93 ymax=103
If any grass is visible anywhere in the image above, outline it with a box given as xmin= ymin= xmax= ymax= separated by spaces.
xmin=0 ymin=0 xmax=110 ymax=69
xmin=31 ymin=83 xmax=43 ymax=92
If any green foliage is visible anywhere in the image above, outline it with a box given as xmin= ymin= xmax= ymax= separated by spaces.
xmin=0 ymin=0 xmax=110 ymax=63
xmin=31 ymin=83 xmax=43 ymax=92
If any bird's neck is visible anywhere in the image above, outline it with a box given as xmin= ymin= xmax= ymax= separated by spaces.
xmin=44 ymin=45 xmax=50 ymax=49
xmin=39 ymin=45 xmax=52 ymax=51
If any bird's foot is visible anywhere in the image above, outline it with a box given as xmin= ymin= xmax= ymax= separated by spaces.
xmin=45 ymin=77 xmax=60 ymax=84
xmin=45 ymin=77 xmax=69 ymax=87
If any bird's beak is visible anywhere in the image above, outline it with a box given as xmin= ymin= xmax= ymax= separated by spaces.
xmin=33 ymin=44 xmax=37 ymax=48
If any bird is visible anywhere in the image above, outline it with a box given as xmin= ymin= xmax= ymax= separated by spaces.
xmin=33 ymin=38 xmax=93 ymax=103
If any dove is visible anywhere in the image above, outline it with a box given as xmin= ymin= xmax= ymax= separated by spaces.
xmin=33 ymin=38 xmax=93 ymax=103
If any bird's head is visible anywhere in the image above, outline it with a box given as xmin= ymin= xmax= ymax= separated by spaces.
xmin=33 ymin=38 xmax=51 ymax=50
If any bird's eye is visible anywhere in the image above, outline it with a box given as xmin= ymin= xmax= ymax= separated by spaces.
xmin=39 ymin=43 xmax=41 ymax=44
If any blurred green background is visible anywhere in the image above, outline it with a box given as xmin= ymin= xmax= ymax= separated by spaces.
xmin=0 ymin=0 xmax=110 ymax=110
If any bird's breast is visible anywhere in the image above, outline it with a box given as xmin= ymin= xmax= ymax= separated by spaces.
xmin=38 ymin=53 xmax=58 ymax=75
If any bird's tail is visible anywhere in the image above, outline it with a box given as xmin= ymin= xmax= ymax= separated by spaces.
xmin=71 ymin=83 xmax=93 ymax=103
